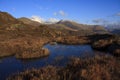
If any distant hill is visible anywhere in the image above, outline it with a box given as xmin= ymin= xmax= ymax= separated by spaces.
xmin=55 ymin=20 xmax=108 ymax=34
xmin=57 ymin=20 xmax=86 ymax=30
xmin=105 ymin=24 xmax=120 ymax=35
xmin=18 ymin=17 xmax=41 ymax=27
xmin=0 ymin=11 xmax=68 ymax=37
xmin=0 ymin=11 xmax=108 ymax=36
xmin=111 ymin=29 xmax=120 ymax=35
xmin=48 ymin=23 xmax=78 ymax=31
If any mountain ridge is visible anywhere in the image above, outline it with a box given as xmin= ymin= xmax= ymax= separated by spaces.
xmin=0 ymin=11 xmax=108 ymax=35
xmin=18 ymin=17 xmax=41 ymax=27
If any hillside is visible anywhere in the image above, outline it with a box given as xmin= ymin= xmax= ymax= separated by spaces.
xmin=18 ymin=17 xmax=41 ymax=27
xmin=0 ymin=12 xmax=45 ymax=31
xmin=0 ymin=11 xmax=20 ymax=27
xmin=0 ymin=11 xmax=109 ymax=36
xmin=42 ymin=20 xmax=108 ymax=36
xmin=48 ymin=23 xmax=78 ymax=31
xmin=0 ymin=11 xmax=18 ymax=24
xmin=0 ymin=11 xmax=33 ymax=30
xmin=57 ymin=20 xmax=106 ymax=32
xmin=105 ymin=24 xmax=120 ymax=35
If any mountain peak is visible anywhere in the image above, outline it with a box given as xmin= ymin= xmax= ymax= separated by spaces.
xmin=57 ymin=20 xmax=75 ymax=24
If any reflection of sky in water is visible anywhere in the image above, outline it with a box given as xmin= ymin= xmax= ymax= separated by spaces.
xmin=44 ymin=44 xmax=94 ymax=58
xmin=0 ymin=44 xmax=97 ymax=80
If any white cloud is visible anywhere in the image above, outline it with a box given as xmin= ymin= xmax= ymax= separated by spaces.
xmin=30 ymin=16 xmax=59 ymax=24
xmin=53 ymin=12 xmax=57 ymax=16
xmin=59 ymin=10 xmax=66 ymax=16
xmin=92 ymin=18 xmax=120 ymax=27
xmin=54 ymin=10 xmax=67 ymax=16
xmin=31 ymin=16 xmax=44 ymax=23
xmin=46 ymin=18 xmax=59 ymax=23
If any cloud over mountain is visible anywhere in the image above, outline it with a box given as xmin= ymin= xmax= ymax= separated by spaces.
xmin=30 ymin=16 xmax=59 ymax=24
xmin=46 ymin=18 xmax=59 ymax=23
xmin=31 ymin=16 xmax=44 ymax=23
xmin=92 ymin=19 xmax=108 ymax=24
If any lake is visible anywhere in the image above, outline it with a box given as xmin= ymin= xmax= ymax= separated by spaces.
xmin=0 ymin=44 xmax=104 ymax=80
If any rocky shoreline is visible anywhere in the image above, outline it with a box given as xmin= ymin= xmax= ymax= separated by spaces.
xmin=54 ymin=34 xmax=120 ymax=57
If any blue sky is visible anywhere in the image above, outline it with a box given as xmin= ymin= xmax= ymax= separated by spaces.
xmin=0 ymin=0 xmax=120 ymax=24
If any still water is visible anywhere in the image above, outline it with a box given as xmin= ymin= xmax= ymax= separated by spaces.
xmin=0 ymin=44 xmax=97 ymax=80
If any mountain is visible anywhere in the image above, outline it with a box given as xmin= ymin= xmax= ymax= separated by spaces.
xmin=56 ymin=20 xmax=88 ymax=30
xmin=18 ymin=17 xmax=41 ymax=27
xmin=0 ymin=11 xmax=39 ymax=30
xmin=105 ymin=24 xmax=120 ymax=35
xmin=48 ymin=23 xmax=78 ymax=31
xmin=0 ymin=11 xmax=19 ymax=27
xmin=0 ymin=11 xmax=108 ymax=36
xmin=0 ymin=11 xmax=68 ymax=37
xmin=111 ymin=29 xmax=120 ymax=35
xmin=56 ymin=20 xmax=108 ymax=34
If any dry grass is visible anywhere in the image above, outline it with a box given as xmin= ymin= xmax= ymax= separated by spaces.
xmin=0 ymin=37 xmax=50 ymax=58
xmin=7 ymin=55 xmax=120 ymax=80
xmin=56 ymin=36 xmax=90 ymax=45
xmin=91 ymin=34 xmax=120 ymax=57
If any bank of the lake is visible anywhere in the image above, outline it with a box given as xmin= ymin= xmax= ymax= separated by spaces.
xmin=0 ymin=44 xmax=111 ymax=80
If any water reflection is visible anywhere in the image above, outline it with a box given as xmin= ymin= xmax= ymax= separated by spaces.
xmin=0 ymin=44 xmax=95 ymax=80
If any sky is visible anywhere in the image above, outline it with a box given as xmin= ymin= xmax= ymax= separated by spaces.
xmin=0 ymin=0 xmax=120 ymax=24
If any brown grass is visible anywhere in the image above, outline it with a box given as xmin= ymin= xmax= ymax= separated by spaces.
xmin=0 ymin=37 xmax=50 ymax=58
xmin=56 ymin=36 xmax=90 ymax=45
xmin=7 ymin=55 xmax=120 ymax=80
